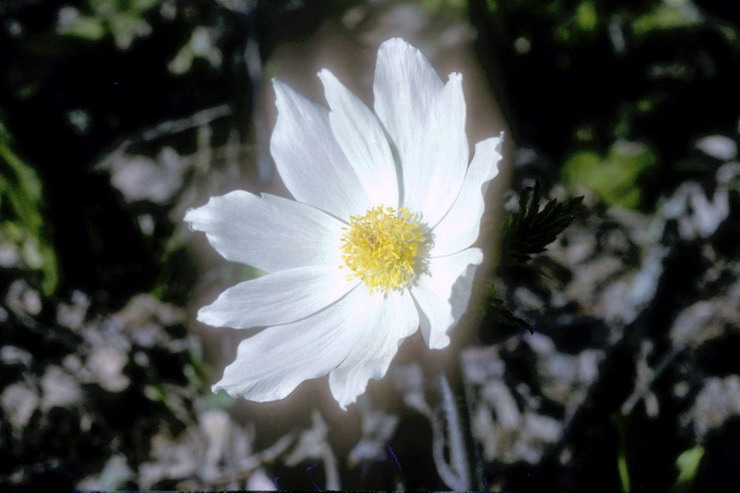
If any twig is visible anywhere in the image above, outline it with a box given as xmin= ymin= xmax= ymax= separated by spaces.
xmin=97 ymin=104 xmax=232 ymax=170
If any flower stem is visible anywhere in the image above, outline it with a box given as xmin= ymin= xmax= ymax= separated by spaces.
xmin=425 ymin=352 xmax=483 ymax=490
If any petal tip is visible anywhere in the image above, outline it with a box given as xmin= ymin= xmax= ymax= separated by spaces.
xmin=332 ymin=389 xmax=361 ymax=411
xmin=466 ymin=246 xmax=484 ymax=262
xmin=380 ymin=36 xmax=406 ymax=47
xmin=379 ymin=37 xmax=419 ymax=56
xmin=271 ymin=78 xmax=292 ymax=101
xmin=183 ymin=207 xmax=197 ymax=225
xmin=196 ymin=306 xmax=219 ymax=327
xmin=270 ymin=77 xmax=284 ymax=94
xmin=430 ymin=334 xmax=451 ymax=350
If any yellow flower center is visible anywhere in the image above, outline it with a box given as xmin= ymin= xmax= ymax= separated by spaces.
xmin=341 ymin=206 xmax=426 ymax=293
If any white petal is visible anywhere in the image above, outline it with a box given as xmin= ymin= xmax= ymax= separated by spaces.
xmin=271 ymin=79 xmax=371 ymax=220
xmin=431 ymin=135 xmax=503 ymax=257
xmin=417 ymin=72 xmax=469 ymax=225
xmin=318 ymin=69 xmax=399 ymax=208
xmin=184 ymin=190 xmax=344 ymax=272
xmin=374 ymin=38 xmax=443 ymax=160
xmin=411 ymin=248 xmax=483 ymax=349
xmin=328 ymin=290 xmax=419 ymax=409
xmin=212 ymin=286 xmax=378 ymax=402
xmin=198 ymin=265 xmax=358 ymax=329
xmin=373 ymin=38 xmax=467 ymax=224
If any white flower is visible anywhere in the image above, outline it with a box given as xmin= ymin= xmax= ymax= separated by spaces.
xmin=185 ymin=38 xmax=503 ymax=409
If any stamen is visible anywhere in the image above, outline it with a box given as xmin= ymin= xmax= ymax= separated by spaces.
xmin=340 ymin=206 xmax=425 ymax=293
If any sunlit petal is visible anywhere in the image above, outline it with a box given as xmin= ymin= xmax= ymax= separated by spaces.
xmin=184 ymin=190 xmax=344 ymax=272
xmin=198 ymin=265 xmax=358 ymax=329
xmin=431 ymin=134 xmax=503 ymax=256
xmin=374 ymin=38 xmax=467 ymax=224
xmin=411 ymin=248 xmax=484 ymax=349
xmin=212 ymin=286 xmax=374 ymax=402
xmin=329 ymin=289 xmax=419 ymax=408
xmin=272 ymin=79 xmax=371 ymax=220
xmin=319 ymin=69 xmax=399 ymax=208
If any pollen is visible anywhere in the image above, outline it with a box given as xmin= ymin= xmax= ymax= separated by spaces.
xmin=341 ymin=206 xmax=426 ymax=293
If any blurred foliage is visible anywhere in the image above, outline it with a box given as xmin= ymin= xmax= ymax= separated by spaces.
xmin=168 ymin=26 xmax=222 ymax=74
xmin=632 ymin=0 xmax=701 ymax=34
xmin=614 ymin=413 xmax=632 ymax=493
xmin=470 ymin=0 xmax=740 ymax=208
xmin=0 ymin=121 xmax=58 ymax=295
xmin=1 ymin=0 xmax=253 ymax=302
xmin=672 ymin=445 xmax=704 ymax=491
xmin=563 ymin=140 xmax=657 ymax=208
xmin=58 ymin=0 xmax=160 ymax=49
xmin=419 ymin=0 xmax=467 ymax=15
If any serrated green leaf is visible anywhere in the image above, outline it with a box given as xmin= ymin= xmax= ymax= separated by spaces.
xmin=500 ymin=181 xmax=583 ymax=265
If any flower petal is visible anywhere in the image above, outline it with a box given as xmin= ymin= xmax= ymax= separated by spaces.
xmin=373 ymin=38 xmax=443 ymax=162
xmin=417 ymin=72 xmax=469 ymax=225
xmin=318 ymin=69 xmax=399 ymax=208
xmin=373 ymin=38 xmax=467 ymax=224
xmin=185 ymin=190 xmax=344 ymax=272
xmin=198 ymin=265 xmax=358 ymax=329
xmin=271 ymin=79 xmax=370 ymax=220
xmin=411 ymin=248 xmax=483 ymax=349
xmin=431 ymin=135 xmax=503 ymax=257
xmin=212 ymin=286 xmax=377 ymax=402
xmin=328 ymin=289 xmax=419 ymax=408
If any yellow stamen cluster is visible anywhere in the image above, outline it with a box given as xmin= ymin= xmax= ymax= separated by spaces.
xmin=341 ymin=206 xmax=425 ymax=293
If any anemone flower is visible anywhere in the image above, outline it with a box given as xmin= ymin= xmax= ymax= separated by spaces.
xmin=186 ymin=38 xmax=503 ymax=409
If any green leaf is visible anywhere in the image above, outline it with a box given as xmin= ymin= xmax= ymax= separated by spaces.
xmin=0 ymin=121 xmax=58 ymax=295
xmin=132 ymin=0 xmax=160 ymax=14
xmin=500 ymin=181 xmax=583 ymax=266
xmin=632 ymin=2 xmax=700 ymax=36
xmin=613 ymin=413 xmax=632 ymax=493
xmin=59 ymin=16 xmax=106 ymax=41
xmin=575 ymin=0 xmax=598 ymax=32
xmin=673 ymin=445 xmax=704 ymax=490
xmin=563 ymin=140 xmax=657 ymax=209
